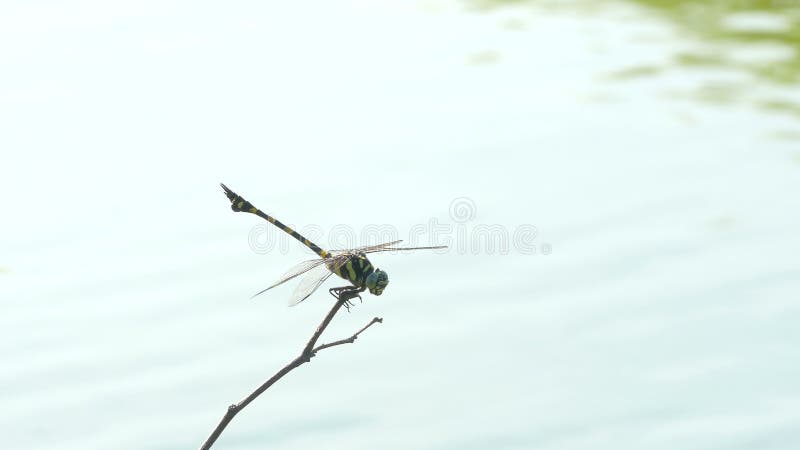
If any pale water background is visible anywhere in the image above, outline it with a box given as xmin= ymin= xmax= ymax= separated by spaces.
xmin=2 ymin=1 xmax=800 ymax=449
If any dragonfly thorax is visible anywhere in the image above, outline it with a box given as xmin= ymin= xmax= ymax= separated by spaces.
xmin=327 ymin=252 xmax=389 ymax=296
xmin=328 ymin=253 xmax=374 ymax=287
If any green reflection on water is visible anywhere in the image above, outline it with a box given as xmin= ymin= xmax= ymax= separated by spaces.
xmin=629 ymin=0 xmax=800 ymax=85
xmin=473 ymin=0 xmax=800 ymax=82
xmin=604 ymin=65 xmax=664 ymax=80
xmin=468 ymin=0 xmax=800 ymax=124
xmin=758 ymin=98 xmax=800 ymax=118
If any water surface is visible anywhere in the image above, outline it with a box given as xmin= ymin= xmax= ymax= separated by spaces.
xmin=1 ymin=1 xmax=799 ymax=449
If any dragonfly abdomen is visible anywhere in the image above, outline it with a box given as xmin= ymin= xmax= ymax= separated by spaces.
xmin=221 ymin=183 xmax=330 ymax=259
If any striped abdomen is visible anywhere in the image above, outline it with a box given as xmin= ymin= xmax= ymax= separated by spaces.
xmin=221 ymin=183 xmax=330 ymax=259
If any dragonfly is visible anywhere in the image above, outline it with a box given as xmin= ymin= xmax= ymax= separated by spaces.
xmin=221 ymin=183 xmax=446 ymax=307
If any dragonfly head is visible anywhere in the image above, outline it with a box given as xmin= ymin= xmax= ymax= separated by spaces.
xmin=366 ymin=269 xmax=389 ymax=295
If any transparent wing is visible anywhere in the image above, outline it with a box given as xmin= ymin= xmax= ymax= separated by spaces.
xmin=251 ymin=258 xmax=328 ymax=298
xmin=364 ymin=244 xmax=448 ymax=254
xmin=288 ymin=263 xmax=335 ymax=306
xmin=329 ymin=240 xmax=404 ymax=254
xmin=329 ymin=240 xmax=447 ymax=256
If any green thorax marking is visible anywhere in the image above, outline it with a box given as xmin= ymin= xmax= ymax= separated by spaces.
xmin=328 ymin=253 xmax=374 ymax=287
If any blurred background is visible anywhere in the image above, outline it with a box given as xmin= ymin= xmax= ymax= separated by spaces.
xmin=2 ymin=1 xmax=799 ymax=449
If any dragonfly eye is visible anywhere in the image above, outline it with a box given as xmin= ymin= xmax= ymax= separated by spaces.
xmin=366 ymin=269 xmax=389 ymax=295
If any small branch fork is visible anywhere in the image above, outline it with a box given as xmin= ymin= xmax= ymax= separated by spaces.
xmin=199 ymin=299 xmax=382 ymax=450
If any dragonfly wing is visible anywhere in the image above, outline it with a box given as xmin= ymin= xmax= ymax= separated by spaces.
xmin=329 ymin=240 xmax=404 ymax=254
xmin=252 ymin=258 xmax=328 ymax=298
xmin=288 ymin=263 xmax=335 ymax=306
xmin=364 ymin=245 xmax=448 ymax=253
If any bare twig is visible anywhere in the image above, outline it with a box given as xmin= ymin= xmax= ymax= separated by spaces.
xmin=302 ymin=297 xmax=346 ymax=355
xmin=199 ymin=299 xmax=382 ymax=450
xmin=313 ymin=317 xmax=383 ymax=352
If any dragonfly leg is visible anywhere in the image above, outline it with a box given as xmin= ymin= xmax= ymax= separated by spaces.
xmin=329 ymin=286 xmax=365 ymax=311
